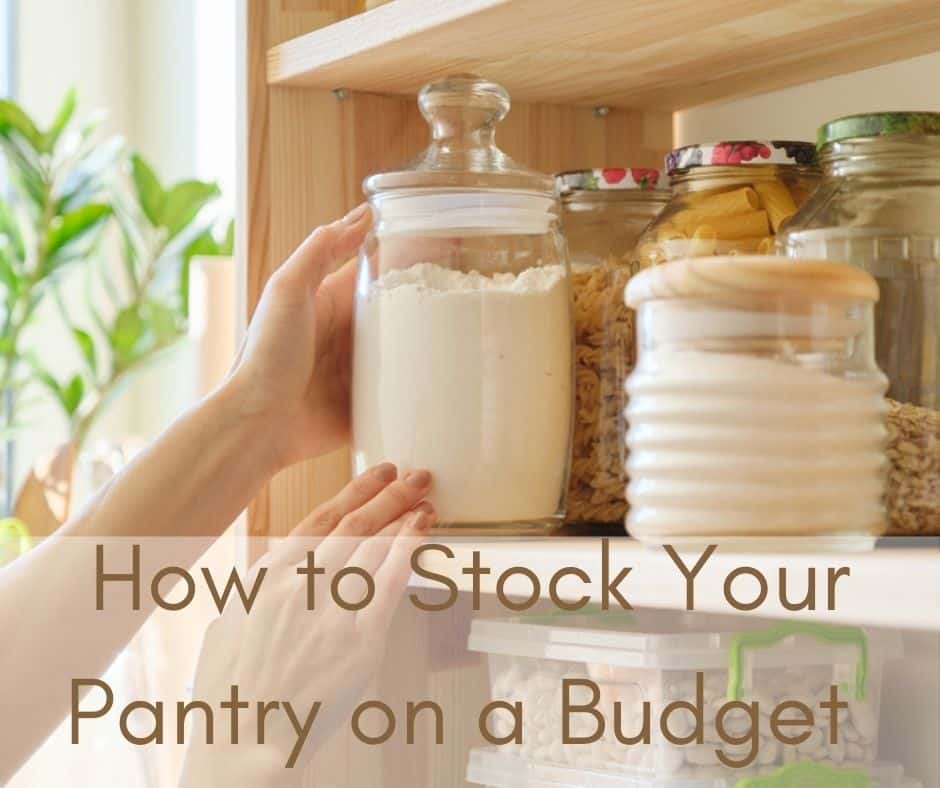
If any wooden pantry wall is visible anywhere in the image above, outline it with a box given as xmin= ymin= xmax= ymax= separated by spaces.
xmin=243 ymin=0 xmax=672 ymax=548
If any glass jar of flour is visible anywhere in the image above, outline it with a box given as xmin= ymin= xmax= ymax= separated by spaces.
xmin=353 ymin=75 xmax=573 ymax=533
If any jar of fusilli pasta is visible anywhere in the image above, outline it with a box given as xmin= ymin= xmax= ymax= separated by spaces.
xmin=635 ymin=141 xmax=820 ymax=266
xmin=556 ymin=168 xmax=669 ymax=526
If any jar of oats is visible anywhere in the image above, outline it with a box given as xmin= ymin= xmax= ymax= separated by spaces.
xmin=781 ymin=112 xmax=940 ymax=536
xmin=556 ymin=168 xmax=669 ymax=526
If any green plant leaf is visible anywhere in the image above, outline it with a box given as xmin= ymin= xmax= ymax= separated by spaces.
xmin=129 ymin=154 xmax=164 ymax=227
xmin=72 ymin=328 xmax=97 ymax=375
xmin=56 ymin=136 xmax=123 ymax=213
xmin=0 ymin=200 xmax=25 ymax=261
xmin=0 ymin=99 xmax=42 ymax=150
xmin=41 ymin=87 xmax=77 ymax=154
xmin=44 ymin=203 xmax=111 ymax=264
xmin=0 ymin=136 xmax=46 ymax=208
xmin=0 ymin=246 xmax=20 ymax=299
xmin=160 ymin=180 xmax=220 ymax=239
xmin=110 ymin=305 xmax=144 ymax=368
xmin=221 ymin=219 xmax=235 ymax=256
xmin=143 ymin=298 xmax=183 ymax=345
xmin=60 ymin=373 xmax=84 ymax=416
xmin=31 ymin=364 xmax=61 ymax=398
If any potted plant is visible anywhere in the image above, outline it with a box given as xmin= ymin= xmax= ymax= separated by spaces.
xmin=0 ymin=90 xmax=224 ymax=536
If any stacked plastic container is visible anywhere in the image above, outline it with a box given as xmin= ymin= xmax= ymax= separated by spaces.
xmin=466 ymin=749 xmax=909 ymax=787
xmin=467 ymin=611 xmax=904 ymax=786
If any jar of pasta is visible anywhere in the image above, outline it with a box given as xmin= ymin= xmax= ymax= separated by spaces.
xmin=635 ymin=141 xmax=819 ymax=265
xmin=780 ymin=112 xmax=940 ymax=536
xmin=624 ymin=256 xmax=888 ymax=550
xmin=556 ymin=168 xmax=669 ymax=526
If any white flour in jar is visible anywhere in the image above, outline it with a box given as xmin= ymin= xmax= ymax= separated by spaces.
xmin=352 ymin=262 xmax=572 ymax=525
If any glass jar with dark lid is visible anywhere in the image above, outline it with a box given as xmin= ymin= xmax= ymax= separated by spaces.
xmin=635 ymin=140 xmax=820 ymax=266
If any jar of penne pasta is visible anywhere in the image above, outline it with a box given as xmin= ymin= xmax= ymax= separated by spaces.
xmin=635 ymin=141 xmax=820 ymax=265
xmin=556 ymin=168 xmax=669 ymax=526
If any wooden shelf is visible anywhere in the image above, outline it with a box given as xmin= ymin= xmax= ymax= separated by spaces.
xmin=267 ymin=0 xmax=940 ymax=109
xmin=410 ymin=537 xmax=940 ymax=630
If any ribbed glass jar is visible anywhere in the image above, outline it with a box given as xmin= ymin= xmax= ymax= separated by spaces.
xmin=781 ymin=112 xmax=940 ymax=536
xmin=624 ymin=256 xmax=887 ymax=550
xmin=556 ymin=169 xmax=668 ymax=527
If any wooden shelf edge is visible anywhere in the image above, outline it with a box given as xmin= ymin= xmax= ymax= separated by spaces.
xmin=267 ymin=0 xmax=507 ymax=89
xmin=266 ymin=0 xmax=940 ymax=111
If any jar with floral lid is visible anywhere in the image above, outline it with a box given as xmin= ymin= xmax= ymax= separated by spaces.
xmin=624 ymin=256 xmax=888 ymax=550
xmin=780 ymin=111 xmax=940 ymax=536
xmin=352 ymin=75 xmax=572 ymax=533
xmin=635 ymin=141 xmax=820 ymax=266
xmin=556 ymin=167 xmax=668 ymax=526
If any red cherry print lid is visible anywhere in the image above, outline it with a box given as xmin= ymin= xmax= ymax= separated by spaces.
xmin=555 ymin=167 xmax=669 ymax=194
xmin=665 ymin=141 xmax=818 ymax=175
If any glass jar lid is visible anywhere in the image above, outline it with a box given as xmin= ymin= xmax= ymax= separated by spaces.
xmin=555 ymin=167 xmax=670 ymax=194
xmin=665 ymin=140 xmax=817 ymax=174
xmin=363 ymin=74 xmax=552 ymax=196
xmin=364 ymin=75 xmax=555 ymax=234
xmin=817 ymin=111 xmax=940 ymax=148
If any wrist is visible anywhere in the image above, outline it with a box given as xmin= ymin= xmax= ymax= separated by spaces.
xmin=207 ymin=379 xmax=286 ymax=481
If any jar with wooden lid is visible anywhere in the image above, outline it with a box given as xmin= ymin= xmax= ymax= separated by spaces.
xmin=624 ymin=256 xmax=888 ymax=550
xmin=635 ymin=141 xmax=820 ymax=265
xmin=556 ymin=168 xmax=668 ymax=526
xmin=780 ymin=112 xmax=940 ymax=536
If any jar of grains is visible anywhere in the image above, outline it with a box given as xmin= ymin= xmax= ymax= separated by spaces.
xmin=555 ymin=168 xmax=668 ymax=525
xmin=781 ymin=112 xmax=940 ymax=536
xmin=624 ymin=257 xmax=888 ymax=550
xmin=635 ymin=140 xmax=820 ymax=266
xmin=353 ymin=75 xmax=572 ymax=534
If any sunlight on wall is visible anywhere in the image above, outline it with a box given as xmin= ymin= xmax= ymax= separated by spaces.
xmin=195 ymin=0 xmax=237 ymax=221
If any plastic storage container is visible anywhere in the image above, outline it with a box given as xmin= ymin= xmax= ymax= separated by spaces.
xmin=352 ymin=75 xmax=572 ymax=533
xmin=634 ymin=141 xmax=819 ymax=266
xmin=557 ymin=169 xmax=669 ymax=526
xmin=623 ymin=257 xmax=888 ymax=549
xmin=467 ymin=748 xmax=907 ymax=787
xmin=780 ymin=112 xmax=940 ymax=536
xmin=468 ymin=611 xmax=901 ymax=781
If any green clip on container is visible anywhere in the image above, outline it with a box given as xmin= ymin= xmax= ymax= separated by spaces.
xmin=468 ymin=611 xmax=901 ymax=778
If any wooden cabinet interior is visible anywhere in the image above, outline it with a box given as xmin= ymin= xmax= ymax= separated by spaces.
xmin=245 ymin=0 xmax=672 ymax=549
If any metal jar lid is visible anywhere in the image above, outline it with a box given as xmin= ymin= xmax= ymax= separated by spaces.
xmin=555 ymin=167 xmax=669 ymax=194
xmin=817 ymin=111 xmax=940 ymax=148
xmin=665 ymin=141 xmax=817 ymax=174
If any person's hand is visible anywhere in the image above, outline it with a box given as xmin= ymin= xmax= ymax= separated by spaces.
xmin=179 ymin=462 xmax=435 ymax=786
xmin=224 ymin=203 xmax=371 ymax=469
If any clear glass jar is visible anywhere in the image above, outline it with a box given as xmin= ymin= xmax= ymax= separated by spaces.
xmin=352 ymin=75 xmax=572 ymax=533
xmin=556 ymin=169 xmax=668 ymax=526
xmin=635 ymin=141 xmax=820 ymax=266
xmin=624 ymin=257 xmax=888 ymax=550
xmin=781 ymin=112 xmax=940 ymax=536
